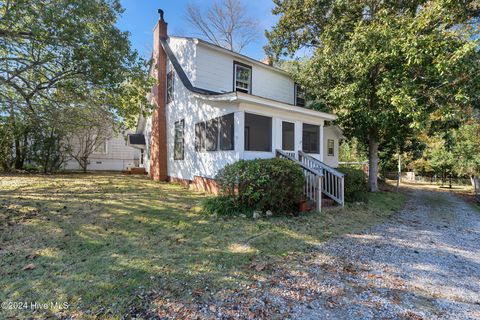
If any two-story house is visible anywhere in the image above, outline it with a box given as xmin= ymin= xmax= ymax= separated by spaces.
xmin=131 ymin=10 xmax=345 ymax=208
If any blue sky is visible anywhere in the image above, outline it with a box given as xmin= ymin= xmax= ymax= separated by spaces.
xmin=117 ymin=0 xmax=278 ymax=61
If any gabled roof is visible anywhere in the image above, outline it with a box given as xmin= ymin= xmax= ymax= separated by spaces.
xmin=169 ymin=36 xmax=290 ymax=76
xmin=160 ymin=37 xmax=337 ymax=121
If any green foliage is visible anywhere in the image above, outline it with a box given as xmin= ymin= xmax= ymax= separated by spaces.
xmin=338 ymin=167 xmax=368 ymax=202
xmin=201 ymin=195 xmax=255 ymax=217
xmin=215 ymin=158 xmax=304 ymax=215
xmin=339 ymin=138 xmax=368 ymax=163
xmin=0 ymin=0 xmax=151 ymax=171
xmin=452 ymin=123 xmax=480 ymax=177
xmin=266 ymin=0 xmax=480 ymax=192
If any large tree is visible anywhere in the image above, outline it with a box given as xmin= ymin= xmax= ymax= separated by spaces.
xmin=0 ymin=0 xmax=151 ymax=171
xmin=266 ymin=0 xmax=480 ymax=191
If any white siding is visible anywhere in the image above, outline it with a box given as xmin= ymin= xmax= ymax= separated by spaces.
xmin=64 ymin=131 xmax=140 ymax=171
xmin=142 ymin=37 xmax=339 ymax=180
xmin=194 ymin=44 xmax=295 ymax=104
xmin=168 ymin=38 xmax=197 ymax=81
xmin=323 ymin=126 xmax=341 ymax=168
xmin=143 ymin=61 xmax=242 ymax=180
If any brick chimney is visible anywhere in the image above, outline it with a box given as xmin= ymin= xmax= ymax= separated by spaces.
xmin=150 ymin=9 xmax=168 ymax=181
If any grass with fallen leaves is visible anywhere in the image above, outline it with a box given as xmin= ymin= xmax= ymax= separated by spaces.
xmin=0 ymin=173 xmax=405 ymax=318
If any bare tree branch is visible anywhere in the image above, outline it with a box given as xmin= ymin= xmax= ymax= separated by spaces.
xmin=185 ymin=0 xmax=260 ymax=53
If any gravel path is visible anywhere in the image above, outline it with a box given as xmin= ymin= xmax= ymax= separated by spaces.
xmin=281 ymin=186 xmax=480 ymax=319
xmin=132 ymin=186 xmax=480 ymax=319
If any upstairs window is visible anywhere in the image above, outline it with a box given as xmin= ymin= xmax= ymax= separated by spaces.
xmin=174 ymin=119 xmax=184 ymax=160
xmin=302 ymin=123 xmax=319 ymax=154
xmin=234 ymin=62 xmax=252 ymax=94
xmin=167 ymin=70 xmax=174 ymax=104
xmin=195 ymin=113 xmax=235 ymax=152
xmin=327 ymin=139 xmax=335 ymax=156
xmin=295 ymin=84 xmax=306 ymax=107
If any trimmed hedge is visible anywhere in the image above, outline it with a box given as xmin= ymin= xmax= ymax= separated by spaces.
xmin=214 ymin=158 xmax=304 ymax=215
xmin=338 ymin=167 xmax=368 ymax=202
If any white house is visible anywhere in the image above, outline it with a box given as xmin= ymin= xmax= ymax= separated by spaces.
xmin=64 ymin=130 xmax=141 ymax=171
xmin=131 ymin=10 xmax=345 ymax=208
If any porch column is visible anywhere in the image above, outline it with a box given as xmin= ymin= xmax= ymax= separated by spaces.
xmin=273 ymin=118 xmax=282 ymax=151
xmin=320 ymin=123 xmax=324 ymax=162
xmin=295 ymin=121 xmax=302 ymax=157
xmin=235 ymin=111 xmax=245 ymax=159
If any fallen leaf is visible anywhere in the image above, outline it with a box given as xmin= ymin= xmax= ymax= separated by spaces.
xmin=26 ymin=253 xmax=37 ymax=260
xmin=343 ymin=263 xmax=357 ymax=274
xmin=249 ymin=262 xmax=267 ymax=272
xmin=22 ymin=263 xmax=36 ymax=271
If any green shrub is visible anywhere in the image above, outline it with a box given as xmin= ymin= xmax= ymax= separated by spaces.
xmin=215 ymin=158 xmax=304 ymax=215
xmin=338 ymin=167 xmax=368 ymax=202
xmin=201 ymin=195 xmax=254 ymax=217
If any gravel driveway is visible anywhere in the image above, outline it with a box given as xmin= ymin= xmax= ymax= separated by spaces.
xmin=277 ymin=186 xmax=480 ymax=319
xmin=135 ymin=186 xmax=480 ymax=319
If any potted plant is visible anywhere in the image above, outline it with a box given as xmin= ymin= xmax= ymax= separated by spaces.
xmin=298 ymin=198 xmax=309 ymax=212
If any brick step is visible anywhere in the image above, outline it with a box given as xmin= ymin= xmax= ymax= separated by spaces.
xmin=123 ymin=167 xmax=147 ymax=175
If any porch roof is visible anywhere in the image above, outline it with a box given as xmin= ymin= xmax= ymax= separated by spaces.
xmin=192 ymin=91 xmax=338 ymax=121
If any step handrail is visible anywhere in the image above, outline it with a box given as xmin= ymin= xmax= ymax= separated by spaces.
xmin=276 ymin=150 xmax=323 ymax=177
xmin=298 ymin=151 xmax=345 ymax=207
xmin=298 ymin=151 xmax=345 ymax=177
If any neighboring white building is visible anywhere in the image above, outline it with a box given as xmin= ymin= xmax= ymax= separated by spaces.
xmin=64 ymin=131 xmax=141 ymax=171
xmin=131 ymin=10 xmax=345 ymax=207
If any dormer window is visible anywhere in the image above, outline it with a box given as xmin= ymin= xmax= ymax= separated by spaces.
xmin=234 ymin=62 xmax=252 ymax=94
xmin=295 ymin=84 xmax=306 ymax=107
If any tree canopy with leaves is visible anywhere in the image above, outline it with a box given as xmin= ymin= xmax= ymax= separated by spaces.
xmin=266 ymin=0 xmax=480 ymax=191
xmin=0 ymin=0 xmax=151 ymax=171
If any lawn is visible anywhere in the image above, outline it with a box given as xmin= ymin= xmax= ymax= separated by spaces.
xmin=0 ymin=173 xmax=405 ymax=318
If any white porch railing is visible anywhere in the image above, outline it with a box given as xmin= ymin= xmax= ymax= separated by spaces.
xmin=276 ymin=149 xmax=323 ymax=212
xmin=298 ymin=151 xmax=345 ymax=206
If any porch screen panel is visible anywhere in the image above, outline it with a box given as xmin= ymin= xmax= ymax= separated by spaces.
xmin=282 ymin=121 xmax=295 ymax=151
xmin=206 ymin=118 xmax=218 ymax=151
xmin=302 ymin=123 xmax=319 ymax=154
xmin=244 ymin=113 xmax=272 ymax=152
xmin=219 ymin=113 xmax=234 ymax=151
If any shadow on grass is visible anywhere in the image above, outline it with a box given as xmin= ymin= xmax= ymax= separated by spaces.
xmin=0 ymin=173 xmax=407 ymax=319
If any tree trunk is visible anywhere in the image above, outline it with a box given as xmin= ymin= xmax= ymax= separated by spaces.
xmin=80 ymin=158 xmax=88 ymax=173
xmin=368 ymin=135 xmax=379 ymax=192
xmin=14 ymin=137 xmax=23 ymax=169
xmin=471 ymin=175 xmax=479 ymax=194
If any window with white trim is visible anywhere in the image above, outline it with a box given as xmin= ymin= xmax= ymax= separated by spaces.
xmin=302 ymin=124 xmax=319 ymax=154
xmin=93 ymin=140 xmax=108 ymax=155
xmin=245 ymin=113 xmax=272 ymax=152
xmin=174 ymin=119 xmax=184 ymax=160
xmin=234 ymin=62 xmax=252 ymax=94
xmin=327 ymin=139 xmax=335 ymax=156
xmin=282 ymin=121 xmax=295 ymax=151
xmin=295 ymin=84 xmax=306 ymax=107
xmin=195 ymin=113 xmax=235 ymax=152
